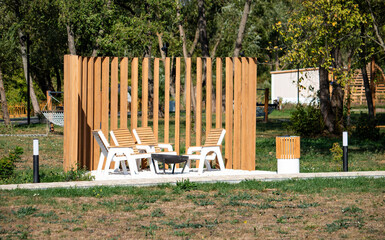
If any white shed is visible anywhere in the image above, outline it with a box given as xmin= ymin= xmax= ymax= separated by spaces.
xmin=271 ymin=68 xmax=320 ymax=104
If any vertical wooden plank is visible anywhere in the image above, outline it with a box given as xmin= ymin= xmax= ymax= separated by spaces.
xmin=131 ymin=58 xmax=138 ymax=130
xmin=248 ymin=57 xmax=257 ymax=170
xmin=196 ymin=57 xmax=202 ymax=146
xmin=93 ymin=57 xmax=102 ymax=170
xmin=216 ymin=58 xmax=222 ymax=128
xmin=142 ymin=57 xmax=149 ymax=127
xmin=76 ymin=56 xmax=82 ymax=170
xmin=164 ymin=57 xmax=170 ymax=143
xmin=185 ymin=58 xmax=192 ymax=149
xmin=111 ymin=57 xmax=118 ymax=130
xmin=225 ymin=57 xmax=233 ymax=169
xmin=241 ymin=58 xmax=249 ymax=170
xmin=175 ymin=57 xmax=181 ymax=154
xmin=206 ymin=58 xmax=212 ymax=138
xmin=81 ymin=57 xmax=88 ymax=169
xmin=101 ymin=57 xmax=110 ymax=158
xmin=120 ymin=57 xmax=128 ymax=129
xmin=233 ymin=57 xmax=242 ymax=169
xmin=63 ymin=55 xmax=69 ymax=171
xmin=153 ymin=58 xmax=160 ymax=141
xmin=87 ymin=57 xmax=95 ymax=169
xmin=67 ymin=55 xmax=80 ymax=170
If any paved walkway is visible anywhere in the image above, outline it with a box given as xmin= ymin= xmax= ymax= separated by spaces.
xmin=1 ymin=170 xmax=384 ymax=190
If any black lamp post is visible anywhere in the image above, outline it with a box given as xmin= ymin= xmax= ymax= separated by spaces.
xmin=21 ymin=35 xmax=31 ymax=125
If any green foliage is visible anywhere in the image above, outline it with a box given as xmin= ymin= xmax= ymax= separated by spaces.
xmin=0 ymin=166 xmax=94 ymax=184
xmin=13 ymin=206 xmax=38 ymax=218
xmin=0 ymin=146 xmax=23 ymax=179
xmin=330 ymin=142 xmax=343 ymax=165
xmin=174 ymin=179 xmax=198 ymax=192
xmin=353 ymin=113 xmax=381 ymax=141
xmin=287 ymin=104 xmax=324 ymax=137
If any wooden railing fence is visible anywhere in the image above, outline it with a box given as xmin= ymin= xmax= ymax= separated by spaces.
xmin=63 ymin=55 xmax=257 ymax=171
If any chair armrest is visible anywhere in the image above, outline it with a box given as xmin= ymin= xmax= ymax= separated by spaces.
xmin=158 ymin=143 xmax=174 ymax=151
xmin=187 ymin=146 xmax=202 ymax=154
xmin=135 ymin=144 xmax=152 ymax=151
xmin=202 ymin=145 xmax=221 ymax=148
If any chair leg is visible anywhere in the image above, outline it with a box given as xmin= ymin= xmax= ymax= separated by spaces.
xmin=198 ymin=156 xmax=206 ymax=174
xmin=104 ymin=153 xmax=114 ymax=175
xmin=97 ymin=153 xmax=105 ymax=174
xmin=215 ymin=150 xmax=226 ymax=170
xmin=127 ymin=159 xmax=138 ymax=175
xmin=121 ymin=161 xmax=129 ymax=175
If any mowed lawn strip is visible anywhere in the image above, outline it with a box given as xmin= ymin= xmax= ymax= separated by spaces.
xmin=0 ymin=177 xmax=384 ymax=239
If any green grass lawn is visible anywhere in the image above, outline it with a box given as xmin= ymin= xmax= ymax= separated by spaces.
xmin=0 ymin=177 xmax=384 ymax=239
xmin=0 ymin=110 xmax=385 ymax=184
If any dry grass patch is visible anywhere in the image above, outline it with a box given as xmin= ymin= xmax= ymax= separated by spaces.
xmin=1 ymin=178 xmax=384 ymax=239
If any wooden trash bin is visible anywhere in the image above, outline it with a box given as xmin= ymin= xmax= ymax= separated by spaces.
xmin=276 ymin=136 xmax=300 ymax=174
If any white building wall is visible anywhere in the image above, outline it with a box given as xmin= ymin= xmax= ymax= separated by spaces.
xmin=271 ymin=68 xmax=319 ymax=104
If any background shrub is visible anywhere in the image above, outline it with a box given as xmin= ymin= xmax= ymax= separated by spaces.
xmin=0 ymin=146 xmax=23 ymax=179
xmin=353 ymin=113 xmax=381 ymax=141
xmin=287 ymin=104 xmax=324 ymax=137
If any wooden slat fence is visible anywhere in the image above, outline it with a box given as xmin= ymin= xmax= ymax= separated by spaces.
xmin=63 ymin=55 xmax=257 ymax=171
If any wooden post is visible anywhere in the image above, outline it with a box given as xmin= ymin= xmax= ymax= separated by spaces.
xmin=153 ymin=58 xmax=160 ymax=141
xmin=264 ymin=88 xmax=269 ymax=123
xmin=233 ymin=58 xmax=242 ymax=169
xmin=196 ymin=58 xmax=202 ymax=147
xmin=142 ymin=57 xmax=149 ymax=126
xmin=111 ymin=57 xmax=118 ymax=130
xmin=87 ymin=57 xmax=95 ymax=169
xmin=186 ymin=58 xmax=192 ymax=149
xmin=206 ymin=57 xmax=212 ymax=137
xmin=80 ymin=58 xmax=87 ymax=169
xmin=131 ymin=58 xmax=138 ymax=130
xmin=216 ymin=58 xmax=222 ymax=128
xmin=63 ymin=55 xmax=80 ymax=171
xmin=164 ymin=57 xmax=170 ymax=143
xmin=120 ymin=58 xmax=128 ymax=129
xmin=101 ymin=57 xmax=110 ymax=170
xmin=248 ymin=58 xmax=257 ymax=171
xmin=175 ymin=57 xmax=181 ymax=154
xmin=241 ymin=58 xmax=249 ymax=170
xmin=225 ymin=57 xmax=233 ymax=169
xmin=93 ymin=57 xmax=102 ymax=170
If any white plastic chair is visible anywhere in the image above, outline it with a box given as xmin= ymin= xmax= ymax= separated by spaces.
xmin=132 ymin=127 xmax=177 ymax=172
xmin=184 ymin=128 xmax=226 ymax=174
xmin=92 ymin=130 xmax=142 ymax=175
xmin=109 ymin=128 xmax=153 ymax=173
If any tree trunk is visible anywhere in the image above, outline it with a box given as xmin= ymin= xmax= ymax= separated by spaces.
xmin=319 ymin=66 xmax=335 ymax=133
xmin=331 ymin=82 xmax=344 ymax=134
xmin=176 ymin=1 xmax=197 ymax=114
xmin=0 ymin=67 xmax=11 ymax=125
xmin=360 ymin=24 xmax=375 ymax=118
xmin=18 ymin=30 xmax=41 ymax=115
xmin=198 ymin=0 xmax=209 ymax=57
xmin=66 ymin=24 xmax=77 ymax=55
xmin=56 ymin=67 xmax=62 ymax=92
xmin=233 ymin=0 xmax=251 ymax=57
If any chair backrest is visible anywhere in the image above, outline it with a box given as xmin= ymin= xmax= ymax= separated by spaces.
xmin=92 ymin=130 xmax=109 ymax=155
xmin=132 ymin=127 xmax=161 ymax=152
xmin=110 ymin=128 xmax=140 ymax=154
xmin=204 ymin=128 xmax=226 ymax=146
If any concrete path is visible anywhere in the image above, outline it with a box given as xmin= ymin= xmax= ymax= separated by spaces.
xmin=1 ymin=170 xmax=384 ymax=190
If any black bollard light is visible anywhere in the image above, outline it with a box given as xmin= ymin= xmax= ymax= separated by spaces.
xmin=33 ymin=139 xmax=40 ymax=183
xmin=342 ymin=132 xmax=348 ymax=172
